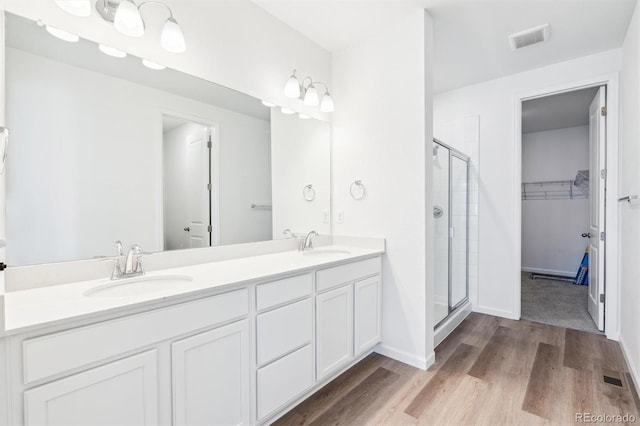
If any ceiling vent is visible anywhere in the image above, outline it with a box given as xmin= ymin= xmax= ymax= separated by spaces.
xmin=509 ymin=24 xmax=550 ymax=50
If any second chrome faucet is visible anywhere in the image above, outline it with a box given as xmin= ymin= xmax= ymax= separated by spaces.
xmin=111 ymin=241 xmax=145 ymax=280
xmin=299 ymin=231 xmax=318 ymax=251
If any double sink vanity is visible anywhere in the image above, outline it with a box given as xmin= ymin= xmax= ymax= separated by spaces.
xmin=0 ymin=238 xmax=384 ymax=425
xmin=0 ymin=10 xmax=384 ymax=426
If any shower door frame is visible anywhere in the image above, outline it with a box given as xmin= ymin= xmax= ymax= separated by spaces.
xmin=434 ymin=138 xmax=470 ymax=329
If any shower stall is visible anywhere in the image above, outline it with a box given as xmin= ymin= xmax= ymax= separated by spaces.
xmin=433 ymin=138 xmax=469 ymax=329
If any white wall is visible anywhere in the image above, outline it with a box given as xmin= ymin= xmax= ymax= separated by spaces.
xmin=434 ymin=49 xmax=622 ymax=319
xmin=332 ymin=10 xmax=434 ymax=369
xmin=521 ymin=126 xmax=589 ymax=276
xmin=271 ymin=110 xmax=330 ymax=238
xmin=6 ymin=48 xmax=271 ymax=265
xmin=619 ymin=1 xmax=640 ymax=395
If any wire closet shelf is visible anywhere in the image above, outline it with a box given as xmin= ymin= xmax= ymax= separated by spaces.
xmin=522 ymin=170 xmax=589 ymax=201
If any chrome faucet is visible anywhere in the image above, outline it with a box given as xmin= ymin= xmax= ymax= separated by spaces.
xmin=124 ymin=244 xmax=144 ymax=276
xmin=300 ymin=231 xmax=318 ymax=251
xmin=110 ymin=241 xmax=145 ymax=280
xmin=283 ymin=228 xmax=296 ymax=239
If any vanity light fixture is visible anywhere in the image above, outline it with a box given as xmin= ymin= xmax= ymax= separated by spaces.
xmin=55 ymin=0 xmax=92 ymax=17
xmin=261 ymin=100 xmax=277 ymax=108
xmin=45 ymin=25 xmax=80 ymax=42
xmin=113 ymin=0 xmax=145 ymax=37
xmin=284 ymin=69 xmax=334 ymax=113
xmin=99 ymin=44 xmax=127 ymax=58
xmin=280 ymin=107 xmax=295 ymax=115
xmin=142 ymin=58 xmax=166 ymax=70
xmin=284 ymin=70 xmax=301 ymax=98
xmin=91 ymin=0 xmax=186 ymax=53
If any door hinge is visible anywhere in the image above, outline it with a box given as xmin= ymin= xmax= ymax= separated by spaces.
xmin=600 ymin=294 xmax=605 ymax=303
xmin=600 ymin=231 xmax=605 ymax=241
xmin=601 ymin=106 xmax=607 ymax=116
xmin=207 ymin=140 xmax=212 ymax=149
xmin=601 ymin=169 xmax=607 ymax=179
xmin=207 ymin=183 xmax=212 ymax=191
xmin=207 ymin=225 xmax=213 ymax=233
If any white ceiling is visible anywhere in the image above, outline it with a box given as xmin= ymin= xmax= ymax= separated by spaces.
xmin=522 ymin=87 xmax=599 ymax=134
xmin=251 ymin=0 xmax=637 ymax=93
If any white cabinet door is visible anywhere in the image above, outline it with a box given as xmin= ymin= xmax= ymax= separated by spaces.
xmin=172 ymin=320 xmax=250 ymax=426
xmin=24 ymin=350 xmax=159 ymax=426
xmin=354 ymin=276 xmax=382 ymax=354
xmin=316 ymin=285 xmax=353 ymax=380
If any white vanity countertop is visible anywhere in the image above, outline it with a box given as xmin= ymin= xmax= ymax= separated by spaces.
xmin=2 ymin=244 xmax=383 ymax=335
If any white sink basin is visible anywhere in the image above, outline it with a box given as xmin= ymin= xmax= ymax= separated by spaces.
xmin=83 ymin=275 xmax=194 ymax=298
xmin=301 ymin=249 xmax=351 ymax=256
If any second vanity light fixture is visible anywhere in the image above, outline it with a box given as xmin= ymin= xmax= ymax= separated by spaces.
xmin=55 ymin=0 xmax=186 ymax=53
xmin=284 ymin=70 xmax=334 ymax=113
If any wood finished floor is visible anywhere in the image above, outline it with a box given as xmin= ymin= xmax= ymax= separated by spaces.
xmin=275 ymin=313 xmax=640 ymax=426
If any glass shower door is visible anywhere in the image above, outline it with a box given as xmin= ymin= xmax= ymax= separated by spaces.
xmin=450 ymin=155 xmax=468 ymax=308
xmin=433 ymin=143 xmax=450 ymax=325
xmin=433 ymin=139 xmax=469 ymax=328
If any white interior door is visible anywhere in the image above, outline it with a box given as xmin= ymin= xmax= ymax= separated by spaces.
xmin=186 ymin=126 xmax=211 ymax=248
xmin=587 ymin=86 xmax=606 ymax=331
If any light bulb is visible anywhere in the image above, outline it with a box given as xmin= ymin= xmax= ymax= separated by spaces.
xmin=45 ymin=26 xmax=79 ymax=42
xmin=261 ymin=100 xmax=276 ymax=107
xmin=99 ymin=44 xmax=127 ymax=58
xmin=114 ymin=0 xmax=144 ymax=37
xmin=280 ymin=107 xmax=295 ymax=115
xmin=142 ymin=59 xmax=166 ymax=70
xmin=55 ymin=0 xmax=91 ymax=17
xmin=299 ymin=113 xmax=310 ymax=120
xmin=284 ymin=71 xmax=300 ymax=98
xmin=304 ymin=85 xmax=320 ymax=106
xmin=320 ymin=93 xmax=335 ymax=113
xmin=161 ymin=18 xmax=186 ymax=53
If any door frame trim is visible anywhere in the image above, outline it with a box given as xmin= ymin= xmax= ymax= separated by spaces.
xmin=513 ymin=72 xmax=620 ymax=340
xmin=158 ymin=110 xmax=221 ymax=248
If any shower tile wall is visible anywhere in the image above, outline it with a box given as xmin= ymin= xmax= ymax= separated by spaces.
xmin=435 ymin=116 xmax=479 ymax=308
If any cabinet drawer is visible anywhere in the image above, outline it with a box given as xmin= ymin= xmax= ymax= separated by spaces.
xmin=317 ymin=257 xmax=381 ymax=292
xmin=23 ymin=289 xmax=249 ymax=384
xmin=257 ymin=299 xmax=312 ymax=366
xmin=257 ymin=344 xmax=313 ymax=420
xmin=256 ymin=273 xmax=312 ymax=311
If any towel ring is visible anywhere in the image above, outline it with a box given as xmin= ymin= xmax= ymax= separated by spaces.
xmin=350 ymin=180 xmax=366 ymax=200
xmin=303 ymin=184 xmax=316 ymax=201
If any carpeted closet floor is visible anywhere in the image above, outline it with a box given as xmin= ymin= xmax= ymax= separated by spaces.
xmin=521 ymin=272 xmax=600 ymax=333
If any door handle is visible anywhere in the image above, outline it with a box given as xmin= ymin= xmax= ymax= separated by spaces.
xmin=183 ymin=227 xmax=190 ymax=232
xmin=581 ymin=232 xmax=591 ymax=238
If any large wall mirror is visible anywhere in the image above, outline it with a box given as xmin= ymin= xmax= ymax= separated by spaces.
xmin=5 ymin=12 xmax=331 ymax=266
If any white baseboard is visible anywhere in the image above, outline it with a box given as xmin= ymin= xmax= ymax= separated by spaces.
xmin=474 ymin=304 xmax=518 ymax=320
xmin=374 ymin=343 xmax=432 ymax=370
xmin=435 ymin=302 xmax=472 ymax=347
xmin=521 ymin=267 xmax=574 ymax=277
xmin=618 ymin=335 xmax=640 ymax=398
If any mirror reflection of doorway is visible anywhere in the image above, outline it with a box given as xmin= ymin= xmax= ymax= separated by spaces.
xmin=162 ymin=115 xmax=217 ymax=251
